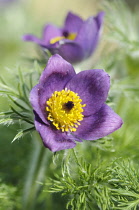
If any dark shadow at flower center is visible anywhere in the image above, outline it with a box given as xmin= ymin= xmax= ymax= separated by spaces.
xmin=63 ymin=31 xmax=69 ymax=38
xmin=63 ymin=101 xmax=74 ymax=111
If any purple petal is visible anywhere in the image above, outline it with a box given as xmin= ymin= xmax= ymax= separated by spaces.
xmin=76 ymin=12 xmax=104 ymax=58
xmin=57 ymin=41 xmax=84 ymax=63
xmin=34 ymin=55 xmax=76 ymax=123
xmin=22 ymin=34 xmax=44 ymax=45
xmin=74 ymin=104 xmax=123 ymax=140
xmin=35 ymin=116 xmax=76 ymax=152
xmin=66 ymin=69 xmax=110 ymax=116
xmin=42 ymin=24 xmax=62 ymax=45
xmin=63 ymin=11 xmax=83 ymax=33
xmin=94 ymin=11 xmax=105 ymax=30
xmin=39 ymin=54 xmax=76 ymax=86
xmin=23 ymin=25 xmax=62 ymax=47
xmin=30 ymin=84 xmax=49 ymax=125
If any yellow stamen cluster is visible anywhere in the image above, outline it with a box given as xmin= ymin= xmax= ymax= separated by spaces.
xmin=46 ymin=89 xmax=86 ymax=132
xmin=67 ymin=33 xmax=77 ymax=40
xmin=50 ymin=36 xmax=64 ymax=44
xmin=50 ymin=33 xmax=77 ymax=44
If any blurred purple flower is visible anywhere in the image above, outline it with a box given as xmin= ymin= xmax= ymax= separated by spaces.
xmin=30 ymin=54 xmax=123 ymax=152
xmin=23 ymin=11 xmax=104 ymax=63
xmin=0 ymin=0 xmax=16 ymax=6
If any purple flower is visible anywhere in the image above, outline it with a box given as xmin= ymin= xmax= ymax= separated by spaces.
xmin=0 ymin=0 xmax=16 ymax=7
xmin=30 ymin=54 xmax=123 ymax=152
xmin=23 ymin=11 xmax=104 ymax=63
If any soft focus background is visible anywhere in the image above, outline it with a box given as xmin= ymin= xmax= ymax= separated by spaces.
xmin=1 ymin=0 xmax=139 ymax=209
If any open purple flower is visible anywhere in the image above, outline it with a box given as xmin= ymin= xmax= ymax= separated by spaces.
xmin=23 ymin=11 xmax=104 ymax=63
xmin=30 ymin=54 xmax=123 ymax=152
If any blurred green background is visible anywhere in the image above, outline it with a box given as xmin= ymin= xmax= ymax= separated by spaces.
xmin=1 ymin=0 xmax=139 ymax=209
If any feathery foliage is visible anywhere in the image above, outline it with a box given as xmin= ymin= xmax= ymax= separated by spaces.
xmin=0 ymin=179 xmax=21 ymax=209
xmin=0 ymin=63 xmax=42 ymax=142
xmin=45 ymin=151 xmax=139 ymax=210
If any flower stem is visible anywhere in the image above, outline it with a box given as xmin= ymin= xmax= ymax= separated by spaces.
xmin=22 ymin=131 xmax=52 ymax=210
xmin=72 ymin=148 xmax=81 ymax=167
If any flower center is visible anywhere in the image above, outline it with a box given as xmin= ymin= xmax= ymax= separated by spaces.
xmin=50 ymin=32 xmax=77 ymax=44
xmin=63 ymin=101 xmax=74 ymax=111
xmin=63 ymin=31 xmax=69 ymax=38
xmin=46 ymin=89 xmax=86 ymax=132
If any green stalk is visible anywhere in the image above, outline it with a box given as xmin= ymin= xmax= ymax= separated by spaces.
xmin=22 ymin=131 xmax=52 ymax=210
xmin=72 ymin=148 xmax=81 ymax=167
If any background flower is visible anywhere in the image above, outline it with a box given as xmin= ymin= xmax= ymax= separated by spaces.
xmin=23 ymin=11 xmax=104 ymax=63
xmin=30 ymin=54 xmax=123 ymax=152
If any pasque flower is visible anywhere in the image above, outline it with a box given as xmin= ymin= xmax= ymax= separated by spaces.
xmin=23 ymin=11 xmax=104 ymax=63
xmin=30 ymin=54 xmax=123 ymax=152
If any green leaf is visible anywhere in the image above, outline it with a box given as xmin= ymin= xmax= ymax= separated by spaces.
xmin=8 ymin=95 xmax=29 ymax=111
xmin=10 ymin=106 xmax=34 ymax=125
xmin=0 ymin=118 xmax=13 ymax=125
xmin=12 ymin=126 xmax=35 ymax=143
xmin=0 ymin=79 xmax=18 ymax=94
xmin=0 ymin=90 xmax=19 ymax=97
xmin=0 ymin=111 xmax=13 ymax=116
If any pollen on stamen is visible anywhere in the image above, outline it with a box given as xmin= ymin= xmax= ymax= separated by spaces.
xmin=50 ymin=33 xmax=77 ymax=44
xmin=46 ymin=89 xmax=86 ymax=132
